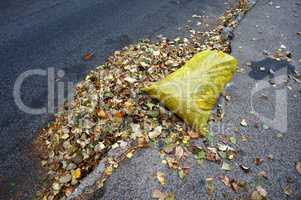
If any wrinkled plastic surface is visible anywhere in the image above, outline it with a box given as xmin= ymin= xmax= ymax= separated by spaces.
xmin=143 ymin=50 xmax=237 ymax=135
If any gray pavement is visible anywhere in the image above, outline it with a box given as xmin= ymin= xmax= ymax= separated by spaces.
xmin=93 ymin=0 xmax=301 ymax=199
xmin=0 ymin=0 xmax=236 ymax=199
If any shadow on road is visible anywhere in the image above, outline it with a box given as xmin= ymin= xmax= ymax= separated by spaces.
xmin=248 ymin=58 xmax=295 ymax=80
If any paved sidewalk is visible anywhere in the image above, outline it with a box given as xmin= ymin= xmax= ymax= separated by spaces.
xmin=93 ymin=0 xmax=301 ymax=199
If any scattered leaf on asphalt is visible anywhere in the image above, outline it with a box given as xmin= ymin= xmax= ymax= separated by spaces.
xmin=220 ymin=175 xmax=231 ymax=187
xmin=250 ymin=190 xmax=265 ymax=200
xmin=254 ymin=157 xmax=264 ymax=165
xmin=283 ymin=185 xmax=293 ymax=196
xmin=126 ymin=150 xmax=134 ymax=159
xmin=206 ymin=147 xmax=220 ymax=162
xmin=220 ymin=176 xmax=243 ymax=192
xmin=152 ymin=190 xmax=174 ymax=200
xmin=286 ymin=176 xmax=293 ymax=183
xmin=206 ymin=177 xmax=214 ymax=197
xmin=182 ymin=163 xmax=190 ymax=176
xmin=83 ymin=52 xmax=93 ymax=61
xmin=226 ymin=149 xmax=236 ymax=160
xmin=258 ymin=171 xmax=268 ymax=179
xmin=156 ymin=171 xmax=166 ymax=185
xmin=231 ymin=181 xmax=240 ymax=193
xmin=152 ymin=189 xmax=167 ymax=200
xmin=240 ymin=119 xmax=248 ymax=127
xmin=262 ymin=124 xmax=269 ymax=130
xmin=276 ymin=133 xmax=283 ymax=138
xmin=166 ymin=157 xmax=178 ymax=170
xmin=256 ymin=186 xmax=267 ymax=198
xmin=175 ymin=146 xmax=184 ymax=160
xmin=229 ymin=136 xmax=237 ymax=144
xmin=178 ymin=169 xmax=185 ymax=179
xmin=165 ymin=193 xmax=175 ymax=200
xmin=267 ymin=154 xmax=273 ymax=160
xmin=239 ymin=164 xmax=250 ymax=173
xmin=295 ymin=162 xmax=301 ymax=174
xmin=222 ymin=162 xmax=231 ymax=171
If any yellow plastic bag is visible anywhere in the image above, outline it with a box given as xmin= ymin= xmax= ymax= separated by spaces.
xmin=143 ymin=50 xmax=237 ymax=135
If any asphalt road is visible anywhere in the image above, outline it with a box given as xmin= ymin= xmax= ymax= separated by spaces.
xmin=0 ymin=0 xmax=236 ymax=199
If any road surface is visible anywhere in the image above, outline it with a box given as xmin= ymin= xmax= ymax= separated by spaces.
xmin=0 ymin=0 xmax=235 ymax=199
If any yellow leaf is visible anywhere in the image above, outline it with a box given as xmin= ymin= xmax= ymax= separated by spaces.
xmin=72 ymin=168 xmax=81 ymax=179
xmin=156 ymin=171 xmax=166 ymax=185
xmin=126 ymin=150 xmax=135 ymax=159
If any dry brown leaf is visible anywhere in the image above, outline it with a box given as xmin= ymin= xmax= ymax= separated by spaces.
xmin=83 ymin=52 xmax=93 ymax=61
xmin=152 ymin=189 xmax=167 ymax=200
xmin=254 ymin=157 xmax=264 ymax=165
xmin=114 ymin=111 xmax=125 ymax=118
xmin=64 ymin=187 xmax=74 ymax=197
xmin=220 ymin=175 xmax=231 ymax=187
xmin=137 ymin=137 xmax=148 ymax=148
xmin=286 ymin=176 xmax=293 ymax=183
xmin=96 ymin=108 xmax=107 ymax=118
xmin=182 ymin=163 xmax=190 ymax=176
xmin=205 ymin=177 xmax=214 ymax=197
xmin=240 ymin=135 xmax=248 ymax=142
xmin=152 ymin=190 xmax=174 ymax=200
xmin=231 ymin=181 xmax=240 ymax=193
xmin=206 ymin=147 xmax=220 ymax=162
xmin=256 ymin=186 xmax=267 ymax=198
xmin=250 ymin=191 xmax=265 ymax=200
xmin=188 ymin=130 xmax=199 ymax=139
xmin=166 ymin=157 xmax=178 ymax=170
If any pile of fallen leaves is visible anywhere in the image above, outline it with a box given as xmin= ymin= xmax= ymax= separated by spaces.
xmin=37 ymin=2 xmax=252 ymax=200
